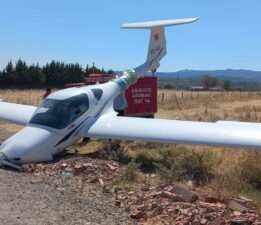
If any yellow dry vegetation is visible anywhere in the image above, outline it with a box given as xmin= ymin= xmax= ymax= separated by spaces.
xmin=0 ymin=89 xmax=43 ymax=105
xmin=157 ymin=89 xmax=261 ymax=122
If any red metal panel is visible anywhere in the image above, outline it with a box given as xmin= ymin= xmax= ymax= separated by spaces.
xmin=64 ymin=83 xmax=85 ymax=88
xmin=87 ymin=74 xmax=116 ymax=78
xmin=124 ymin=77 xmax=157 ymax=116
xmin=84 ymin=74 xmax=115 ymax=85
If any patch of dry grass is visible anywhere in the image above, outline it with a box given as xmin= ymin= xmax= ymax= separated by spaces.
xmin=0 ymin=89 xmax=44 ymax=105
xmin=157 ymin=90 xmax=261 ymax=122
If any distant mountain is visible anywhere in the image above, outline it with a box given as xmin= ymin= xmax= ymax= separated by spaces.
xmin=154 ymin=69 xmax=261 ymax=81
xmin=115 ymin=69 xmax=261 ymax=89
xmin=149 ymin=69 xmax=261 ymax=90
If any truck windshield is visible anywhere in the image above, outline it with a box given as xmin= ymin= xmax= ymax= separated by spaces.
xmin=30 ymin=93 xmax=89 ymax=129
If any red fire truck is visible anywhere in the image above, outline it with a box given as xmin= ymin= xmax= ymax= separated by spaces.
xmin=65 ymin=74 xmax=157 ymax=118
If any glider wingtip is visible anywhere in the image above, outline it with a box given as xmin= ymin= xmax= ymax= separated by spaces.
xmin=192 ymin=17 xmax=199 ymax=22
xmin=121 ymin=17 xmax=199 ymax=29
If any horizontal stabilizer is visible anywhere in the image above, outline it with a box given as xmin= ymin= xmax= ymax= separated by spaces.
xmin=122 ymin=18 xmax=198 ymax=29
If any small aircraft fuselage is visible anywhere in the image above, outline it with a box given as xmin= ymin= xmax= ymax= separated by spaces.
xmin=0 ymin=81 xmax=120 ymax=165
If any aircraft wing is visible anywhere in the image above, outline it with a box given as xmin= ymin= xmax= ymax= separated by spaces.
xmin=0 ymin=101 xmax=37 ymax=125
xmin=86 ymin=114 xmax=261 ymax=149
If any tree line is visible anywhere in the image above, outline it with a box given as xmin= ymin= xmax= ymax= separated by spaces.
xmin=202 ymin=75 xmax=230 ymax=91
xmin=0 ymin=59 xmax=113 ymax=88
xmin=159 ymin=75 xmax=231 ymax=91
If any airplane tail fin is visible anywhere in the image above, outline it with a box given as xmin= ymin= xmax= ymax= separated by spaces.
xmin=146 ymin=27 xmax=166 ymax=72
xmin=122 ymin=18 xmax=198 ymax=76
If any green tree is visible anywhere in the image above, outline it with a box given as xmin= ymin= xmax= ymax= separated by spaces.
xmin=202 ymin=74 xmax=218 ymax=89
xmin=27 ymin=64 xmax=45 ymax=87
xmin=1 ymin=61 xmax=15 ymax=86
xmin=0 ymin=70 xmax=3 ymax=86
xmin=223 ymin=80 xmax=231 ymax=91
xmin=0 ymin=59 xmax=111 ymax=88
xmin=107 ymin=69 xmax=114 ymax=74
xmin=14 ymin=59 xmax=29 ymax=86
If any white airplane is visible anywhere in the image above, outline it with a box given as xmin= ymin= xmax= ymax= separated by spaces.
xmin=0 ymin=18 xmax=260 ymax=170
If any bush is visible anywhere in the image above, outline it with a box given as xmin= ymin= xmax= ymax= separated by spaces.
xmin=179 ymin=150 xmax=217 ymax=183
xmin=98 ymin=140 xmax=132 ymax=164
xmin=155 ymin=147 xmax=219 ymax=185
xmin=241 ymin=153 xmax=261 ymax=190
xmin=135 ymin=149 xmax=163 ymax=172
xmin=121 ymin=161 xmax=141 ymax=182
xmin=208 ymin=151 xmax=261 ymax=201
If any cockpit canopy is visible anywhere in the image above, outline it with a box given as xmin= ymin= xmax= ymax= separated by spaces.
xmin=30 ymin=93 xmax=89 ymax=129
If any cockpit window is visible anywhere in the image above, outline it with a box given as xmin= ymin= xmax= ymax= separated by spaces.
xmin=91 ymin=89 xmax=103 ymax=101
xmin=30 ymin=93 xmax=89 ymax=129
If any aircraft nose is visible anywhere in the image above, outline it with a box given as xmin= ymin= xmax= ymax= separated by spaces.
xmin=0 ymin=126 xmax=55 ymax=164
xmin=0 ymin=151 xmax=22 ymax=170
xmin=0 ymin=152 xmax=7 ymax=165
xmin=0 ymin=143 xmax=28 ymax=164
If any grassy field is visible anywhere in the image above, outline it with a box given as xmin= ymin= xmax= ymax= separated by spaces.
xmin=0 ymin=89 xmax=261 ymax=205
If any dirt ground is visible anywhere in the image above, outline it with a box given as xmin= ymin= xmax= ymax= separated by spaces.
xmin=0 ymin=169 xmax=135 ymax=225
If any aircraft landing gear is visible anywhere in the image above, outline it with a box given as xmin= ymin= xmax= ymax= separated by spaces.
xmin=82 ymin=137 xmax=90 ymax=144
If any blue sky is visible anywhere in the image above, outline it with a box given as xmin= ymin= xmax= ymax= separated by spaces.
xmin=0 ymin=0 xmax=261 ymax=71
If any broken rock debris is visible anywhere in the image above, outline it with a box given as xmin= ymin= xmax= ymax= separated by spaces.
xmin=23 ymin=157 xmax=261 ymax=224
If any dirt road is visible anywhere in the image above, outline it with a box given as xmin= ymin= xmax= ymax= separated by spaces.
xmin=0 ymin=169 xmax=135 ymax=225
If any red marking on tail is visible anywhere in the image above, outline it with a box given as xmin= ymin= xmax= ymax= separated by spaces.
xmin=154 ymin=33 xmax=159 ymax=41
